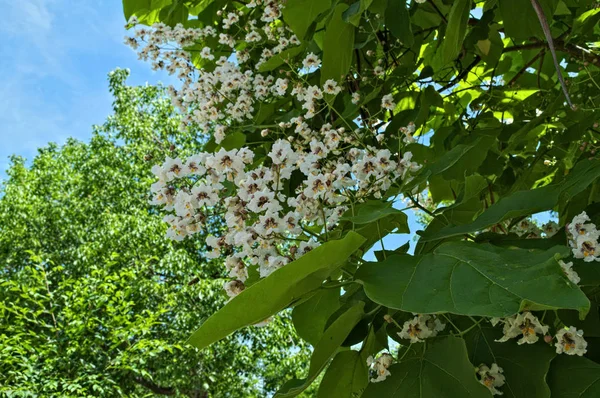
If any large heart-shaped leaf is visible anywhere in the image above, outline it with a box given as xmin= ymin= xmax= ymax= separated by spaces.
xmin=464 ymin=325 xmax=555 ymax=398
xmin=362 ymin=336 xmax=492 ymax=397
xmin=548 ymin=355 xmax=600 ymax=397
xmin=356 ymin=242 xmax=590 ymax=318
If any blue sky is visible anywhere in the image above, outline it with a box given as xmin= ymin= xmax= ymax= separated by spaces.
xmin=0 ymin=0 xmax=175 ymax=178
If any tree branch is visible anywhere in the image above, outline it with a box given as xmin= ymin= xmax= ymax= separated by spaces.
xmin=507 ymin=50 xmax=546 ymax=87
xmin=437 ymin=56 xmax=481 ymax=93
xmin=530 ymin=0 xmax=574 ymax=108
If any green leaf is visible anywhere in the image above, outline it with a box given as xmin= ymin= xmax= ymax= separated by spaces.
xmin=342 ymin=200 xmax=406 ymax=224
xmin=343 ymin=0 xmax=374 ymax=27
xmin=386 ymin=0 xmax=414 ymax=46
xmin=159 ymin=2 xmax=189 ymax=26
xmin=122 ymin=0 xmax=171 ymax=24
xmin=292 ymin=288 xmax=340 ymax=345
xmin=498 ymin=0 xmax=558 ymax=40
xmin=187 ymin=0 xmax=215 ymax=16
xmin=362 ymin=337 xmax=492 ymax=397
xmin=356 ymin=242 xmax=590 ymax=318
xmin=464 ymin=325 xmax=555 ymax=398
xmin=321 ymin=4 xmax=355 ymax=84
xmin=439 ymin=0 xmax=471 ymax=65
xmin=282 ymin=0 xmax=332 ymax=39
xmin=258 ymin=44 xmax=307 ymax=73
xmin=219 ymin=132 xmax=246 ymax=150
xmin=422 ymin=160 xmax=600 ymax=241
xmin=317 ymin=350 xmax=368 ymax=398
xmin=188 ymin=232 xmax=366 ymax=350
xmin=405 ymin=134 xmax=497 ymax=191
xmin=572 ymin=8 xmax=600 ymax=35
xmin=344 ymin=201 xmax=409 ymax=250
xmin=275 ymin=302 xmax=365 ymax=397
xmin=548 ymin=355 xmax=600 ymax=397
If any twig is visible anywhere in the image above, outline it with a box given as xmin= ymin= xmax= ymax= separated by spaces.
xmin=506 ymin=50 xmax=546 ymax=87
xmin=530 ymin=0 xmax=574 ymax=108
xmin=437 ymin=56 xmax=481 ymax=93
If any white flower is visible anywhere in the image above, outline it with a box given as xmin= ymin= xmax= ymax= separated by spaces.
xmin=268 ymin=139 xmax=297 ymax=165
xmin=224 ymin=280 xmax=245 ymax=299
xmin=191 ymin=183 xmax=220 ymax=207
xmin=369 ymin=353 xmax=393 ymax=383
xmin=273 ymin=78 xmax=289 ymax=96
xmin=381 ymin=94 xmax=396 ymax=110
xmin=477 ymin=363 xmax=505 ymax=395
xmin=542 ymin=221 xmax=559 ymax=237
xmin=397 ymin=314 xmax=445 ymax=343
xmin=495 ymin=312 xmax=548 ymax=345
xmin=163 ymin=157 xmax=185 ymax=181
xmin=567 ymin=212 xmax=600 ymax=262
xmin=559 ymin=260 xmax=580 ymax=285
xmin=573 ymin=231 xmax=600 ymax=262
xmin=323 ymin=79 xmax=341 ymax=95
xmin=183 ymin=154 xmax=207 ymax=175
xmin=568 ymin=211 xmax=592 ymax=237
xmin=555 ymin=326 xmax=587 ymax=356
xmin=302 ymin=53 xmax=321 ymax=69
xmin=200 ymin=46 xmax=214 ymax=60
xmin=351 ymin=92 xmax=360 ymax=104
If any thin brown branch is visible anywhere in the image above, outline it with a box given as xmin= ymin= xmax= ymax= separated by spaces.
xmin=530 ymin=0 xmax=574 ymax=108
xmin=428 ymin=0 xmax=448 ymax=24
xmin=507 ymin=50 xmax=546 ymax=87
xmin=437 ymin=56 xmax=481 ymax=93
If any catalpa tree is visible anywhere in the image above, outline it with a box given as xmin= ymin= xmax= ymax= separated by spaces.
xmin=122 ymin=0 xmax=600 ymax=396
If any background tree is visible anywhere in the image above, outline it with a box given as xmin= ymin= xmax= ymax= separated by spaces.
xmin=0 ymin=69 xmax=312 ymax=397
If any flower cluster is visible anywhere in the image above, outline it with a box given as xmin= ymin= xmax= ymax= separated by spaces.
xmin=397 ymin=314 xmax=446 ymax=343
xmin=125 ymin=3 xmax=401 ymax=143
xmin=367 ymin=353 xmax=394 ymax=383
xmin=568 ymin=211 xmax=600 ymax=262
xmin=131 ymin=0 xmax=424 ymax=298
xmin=477 ymin=363 xmax=505 ymax=395
xmin=151 ymin=139 xmax=419 ymax=297
xmin=493 ymin=312 xmax=548 ymax=345
xmin=492 ymin=312 xmax=587 ymax=356
xmin=511 ymin=218 xmax=558 ymax=239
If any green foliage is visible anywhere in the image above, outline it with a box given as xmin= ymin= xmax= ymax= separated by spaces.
xmin=316 ymin=350 xmax=368 ymax=398
xmin=0 ymin=70 xmax=311 ymax=397
xmin=362 ymin=337 xmax=491 ymax=397
xmin=188 ymin=232 xmax=365 ymax=350
xmin=320 ymin=4 xmax=355 ymax=84
xmin=356 ymin=243 xmax=589 ymax=317
xmin=116 ymin=0 xmax=600 ymax=396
